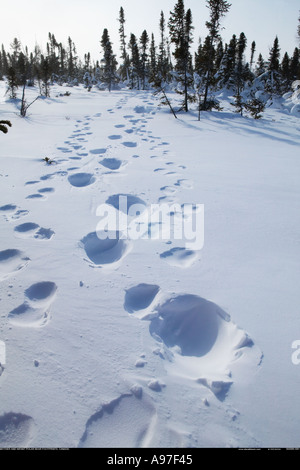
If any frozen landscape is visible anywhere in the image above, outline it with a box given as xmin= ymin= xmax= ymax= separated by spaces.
xmin=0 ymin=82 xmax=300 ymax=448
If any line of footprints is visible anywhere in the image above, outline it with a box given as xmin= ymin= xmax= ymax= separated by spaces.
xmin=0 ymin=95 xmax=258 ymax=448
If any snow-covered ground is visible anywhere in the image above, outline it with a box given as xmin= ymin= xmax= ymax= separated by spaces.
xmin=0 ymin=83 xmax=300 ymax=448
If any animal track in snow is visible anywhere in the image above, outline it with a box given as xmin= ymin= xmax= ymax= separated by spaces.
xmin=108 ymin=134 xmax=122 ymax=140
xmin=160 ymin=186 xmax=177 ymax=195
xmin=25 ymin=181 xmax=39 ymax=186
xmin=0 ymin=249 xmax=30 ymax=281
xmin=89 ymin=148 xmax=107 ymax=155
xmin=0 ymin=412 xmax=36 ymax=448
xmin=40 ymin=171 xmax=68 ymax=181
xmin=124 ymin=284 xmax=160 ymax=315
xmin=78 ymin=392 xmax=156 ymax=448
xmin=68 ymin=173 xmax=96 ymax=188
xmin=174 ymin=179 xmax=193 ymax=189
xmin=100 ymin=158 xmax=123 ymax=171
xmin=105 ymin=194 xmax=147 ymax=216
xmin=57 ymin=146 xmax=72 ymax=153
xmin=81 ymin=231 xmax=131 ymax=268
xmin=8 ymin=281 xmax=57 ymax=328
xmin=122 ymin=141 xmax=137 ymax=148
xmin=149 ymin=294 xmax=259 ymax=400
xmin=0 ymin=204 xmax=18 ymax=219
xmin=38 ymin=187 xmax=55 ymax=194
xmin=14 ymin=222 xmax=54 ymax=240
xmin=160 ymin=247 xmax=199 ymax=268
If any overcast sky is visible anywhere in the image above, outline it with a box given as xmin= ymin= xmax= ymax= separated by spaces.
xmin=2 ymin=0 xmax=299 ymax=64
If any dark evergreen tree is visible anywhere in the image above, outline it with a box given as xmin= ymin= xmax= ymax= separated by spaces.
xmin=217 ymin=34 xmax=237 ymax=88
xmin=157 ymin=11 xmax=169 ymax=84
xmin=0 ymin=51 xmax=3 ymax=80
xmin=6 ymin=67 xmax=18 ymax=98
xmin=268 ymin=36 xmax=280 ymax=72
xmin=1 ymin=45 xmax=9 ymax=76
xmin=298 ymin=11 xmax=300 ymax=46
xmin=67 ymin=37 xmax=78 ymax=83
xmin=40 ymin=56 xmax=51 ymax=97
xmin=215 ymin=39 xmax=224 ymax=71
xmin=148 ymin=33 xmax=157 ymax=85
xmin=118 ymin=7 xmax=130 ymax=81
xmin=203 ymin=0 xmax=231 ymax=110
xmin=231 ymin=32 xmax=247 ymax=115
xmin=168 ymin=1 xmax=194 ymax=111
xmin=290 ymin=47 xmax=300 ymax=81
xmin=255 ymin=53 xmax=266 ymax=76
xmin=47 ymin=33 xmax=60 ymax=80
xmin=264 ymin=36 xmax=281 ymax=97
xmin=281 ymin=52 xmax=290 ymax=92
xmin=140 ymin=30 xmax=149 ymax=90
xmin=128 ymin=33 xmax=141 ymax=89
xmin=250 ymin=41 xmax=256 ymax=71
xmin=244 ymin=93 xmax=266 ymax=119
xmin=100 ymin=28 xmax=118 ymax=91
xmin=9 ymin=38 xmax=21 ymax=68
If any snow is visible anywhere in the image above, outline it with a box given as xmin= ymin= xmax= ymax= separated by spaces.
xmin=0 ymin=82 xmax=300 ymax=448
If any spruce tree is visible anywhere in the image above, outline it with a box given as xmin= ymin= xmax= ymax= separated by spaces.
xmin=168 ymin=0 xmax=194 ymax=111
xmin=203 ymin=0 xmax=231 ymax=110
xmin=265 ymin=36 xmax=281 ymax=97
xmin=0 ymin=51 xmax=2 ymax=80
xmin=158 ymin=11 xmax=169 ymax=85
xmin=290 ymin=47 xmax=300 ymax=80
xmin=128 ymin=34 xmax=141 ymax=89
xmin=218 ymin=34 xmax=237 ymax=88
xmin=100 ymin=28 xmax=118 ymax=91
xmin=255 ymin=53 xmax=265 ymax=76
xmin=149 ymin=34 xmax=157 ymax=85
xmin=268 ymin=36 xmax=280 ymax=72
xmin=140 ymin=30 xmax=149 ymax=90
xmin=118 ymin=7 xmax=130 ymax=81
xmin=40 ymin=56 xmax=51 ymax=97
xmin=10 ymin=38 xmax=21 ymax=69
xmin=1 ymin=45 xmax=9 ymax=76
xmin=250 ymin=41 xmax=256 ymax=71
xmin=281 ymin=52 xmax=290 ymax=92
xmin=6 ymin=67 xmax=18 ymax=99
xmin=231 ymin=32 xmax=247 ymax=115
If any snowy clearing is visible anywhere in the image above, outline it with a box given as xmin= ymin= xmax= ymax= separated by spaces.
xmin=0 ymin=83 xmax=300 ymax=448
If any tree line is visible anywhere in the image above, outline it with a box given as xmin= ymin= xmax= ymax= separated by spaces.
xmin=1 ymin=0 xmax=300 ymax=119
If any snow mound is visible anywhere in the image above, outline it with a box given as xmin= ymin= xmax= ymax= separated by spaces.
xmin=148 ymin=294 xmax=258 ymax=400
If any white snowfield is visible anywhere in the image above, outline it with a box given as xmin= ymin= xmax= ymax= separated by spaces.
xmin=0 ymin=83 xmax=299 ymax=448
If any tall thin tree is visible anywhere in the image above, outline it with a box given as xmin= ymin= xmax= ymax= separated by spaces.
xmin=203 ymin=0 xmax=231 ymax=110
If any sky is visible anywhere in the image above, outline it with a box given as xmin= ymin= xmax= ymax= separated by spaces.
xmin=2 ymin=0 xmax=299 ymax=65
